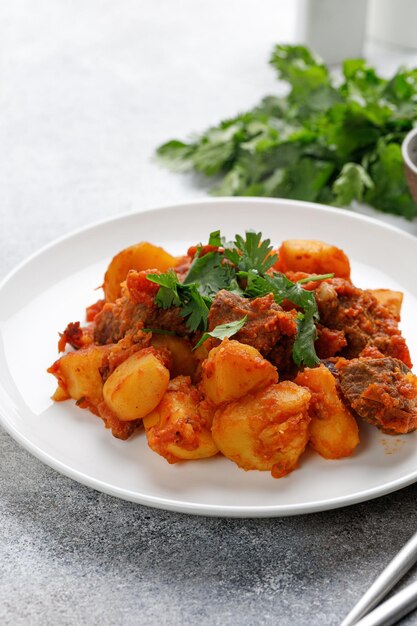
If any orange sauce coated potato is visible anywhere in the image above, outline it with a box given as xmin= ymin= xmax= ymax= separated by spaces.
xmin=212 ymin=381 xmax=311 ymax=478
xmin=369 ymin=289 xmax=403 ymax=318
xmin=201 ymin=339 xmax=278 ymax=405
xmin=150 ymin=334 xmax=197 ymax=378
xmin=277 ymin=239 xmax=350 ymax=279
xmin=48 ymin=344 xmax=112 ymax=406
xmin=103 ymin=350 xmax=169 ymax=421
xmin=103 ymin=242 xmax=178 ymax=302
xmin=143 ymin=376 xmax=218 ymax=462
xmin=295 ymin=364 xmax=359 ymax=459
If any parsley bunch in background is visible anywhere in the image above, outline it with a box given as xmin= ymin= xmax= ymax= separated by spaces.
xmin=157 ymin=45 xmax=417 ymax=219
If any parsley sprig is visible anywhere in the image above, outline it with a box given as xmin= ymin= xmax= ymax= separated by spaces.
xmin=183 ymin=249 xmax=236 ymax=297
xmin=157 ymin=44 xmax=417 ymax=220
xmin=225 ymin=231 xmax=278 ymax=274
xmin=146 ymin=270 xmax=211 ymax=332
xmin=147 ymin=231 xmax=333 ymax=367
xmin=193 ymin=316 xmax=248 ymax=350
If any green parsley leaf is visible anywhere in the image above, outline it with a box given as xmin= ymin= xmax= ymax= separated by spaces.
xmin=211 ymin=164 xmax=249 ymax=196
xmin=293 ymin=307 xmax=320 ymax=368
xmin=243 ymin=270 xmax=317 ymax=310
xmin=365 ymin=140 xmax=417 ymax=219
xmin=332 ymin=162 xmax=374 ymax=206
xmin=193 ymin=316 xmax=248 ymax=350
xmin=156 ymin=140 xmax=195 ymax=171
xmin=146 ymin=271 xmax=211 ymax=332
xmin=208 ymin=230 xmax=221 ymax=246
xmin=147 ymin=270 xmax=182 ymax=308
xmin=270 ymin=44 xmax=341 ymax=115
xmin=225 ymin=231 xmax=278 ymax=274
xmin=183 ymin=250 xmax=236 ymax=298
xmin=179 ymin=285 xmax=211 ymax=332
xmin=192 ymin=125 xmax=240 ymax=176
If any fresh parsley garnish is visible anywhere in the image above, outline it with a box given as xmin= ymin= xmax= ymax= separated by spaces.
xmin=225 ymin=231 xmax=278 ymax=274
xmin=183 ymin=249 xmax=235 ymax=298
xmin=147 ymin=270 xmax=182 ymax=308
xmin=208 ymin=230 xmax=222 ymax=246
xmin=193 ymin=316 xmax=248 ymax=350
xmin=147 ymin=230 xmax=333 ymax=367
xmin=147 ymin=271 xmax=211 ymax=332
xmin=157 ymin=45 xmax=417 ymax=219
xmin=293 ymin=307 xmax=319 ymax=369
xmin=179 ymin=285 xmax=211 ymax=332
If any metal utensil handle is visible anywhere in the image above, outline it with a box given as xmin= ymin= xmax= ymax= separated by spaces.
xmin=341 ymin=531 xmax=417 ymax=626
xmin=353 ymin=578 xmax=417 ymax=626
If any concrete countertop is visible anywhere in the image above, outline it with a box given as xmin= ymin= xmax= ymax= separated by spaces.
xmin=2 ymin=2 xmax=417 ymax=624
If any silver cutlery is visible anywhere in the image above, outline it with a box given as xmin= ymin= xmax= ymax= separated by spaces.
xmin=341 ymin=531 xmax=417 ymax=626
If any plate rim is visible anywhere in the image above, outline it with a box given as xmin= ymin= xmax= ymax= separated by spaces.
xmin=1 ymin=196 xmax=417 ymax=517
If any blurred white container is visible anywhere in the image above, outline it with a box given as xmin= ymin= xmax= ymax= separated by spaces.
xmin=298 ymin=0 xmax=368 ymax=64
xmin=368 ymin=0 xmax=417 ymax=50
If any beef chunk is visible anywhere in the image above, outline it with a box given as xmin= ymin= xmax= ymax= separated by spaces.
xmin=314 ymin=279 xmax=412 ymax=367
xmin=93 ymin=295 xmax=190 ymax=345
xmin=94 ymin=304 xmax=122 ymax=344
xmin=144 ymin=306 xmax=190 ymax=337
xmin=208 ymin=290 xmax=297 ymax=357
xmin=339 ymin=357 xmax=417 ymax=434
xmin=93 ymin=300 xmax=147 ymax=344
xmin=315 ymin=325 xmax=347 ymax=359
xmin=266 ymin=335 xmax=297 ymax=378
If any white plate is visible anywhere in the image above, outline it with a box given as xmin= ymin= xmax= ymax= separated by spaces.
xmin=1 ymin=198 xmax=417 ymax=517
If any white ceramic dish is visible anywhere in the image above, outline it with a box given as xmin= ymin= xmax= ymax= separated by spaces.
xmin=1 ymin=198 xmax=417 ymax=517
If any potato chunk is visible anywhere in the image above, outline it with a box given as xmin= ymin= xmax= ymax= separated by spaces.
xmin=369 ymin=289 xmax=403 ymax=318
xmin=104 ymin=242 xmax=177 ymax=302
xmin=48 ymin=344 xmax=112 ymax=406
xmin=144 ymin=376 xmax=218 ymax=463
xmin=103 ymin=349 xmax=169 ymax=421
xmin=277 ymin=239 xmax=350 ymax=279
xmin=212 ymin=382 xmax=311 ymax=478
xmin=150 ymin=334 xmax=197 ymax=378
xmin=295 ymin=364 xmax=359 ymax=459
xmin=201 ymin=339 xmax=278 ymax=405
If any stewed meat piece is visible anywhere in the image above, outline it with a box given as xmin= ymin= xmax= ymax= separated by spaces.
xmin=338 ymin=357 xmax=417 ymax=434
xmin=93 ymin=269 xmax=191 ymax=345
xmin=314 ymin=278 xmax=412 ymax=367
xmin=208 ymin=290 xmax=297 ymax=357
xmin=93 ymin=299 xmax=148 ymax=344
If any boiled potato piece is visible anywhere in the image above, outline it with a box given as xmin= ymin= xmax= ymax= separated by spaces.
xmin=369 ymin=289 xmax=403 ymax=318
xmin=103 ymin=349 xmax=169 ymax=421
xmin=212 ymin=381 xmax=311 ymax=478
xmin=150 ymin=334 xmax=197 ymax=378
xmin=48 ymin=344 xmax=112 ymax=406
xmin=295 ymin=364 xmax=359 ymax=459
xmin=104 ymin=242 xmax=177 ymax=302
xmin=278 ymin=239 xmax=350 ymax=279
xmin=144 ymin=376 xmax=218 ymax=462
xmin=201 ymin=339 xmax=278 ymax=405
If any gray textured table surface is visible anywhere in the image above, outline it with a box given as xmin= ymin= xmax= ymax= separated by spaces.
xmin=2 ymin=2 xmax=417 ymax=625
